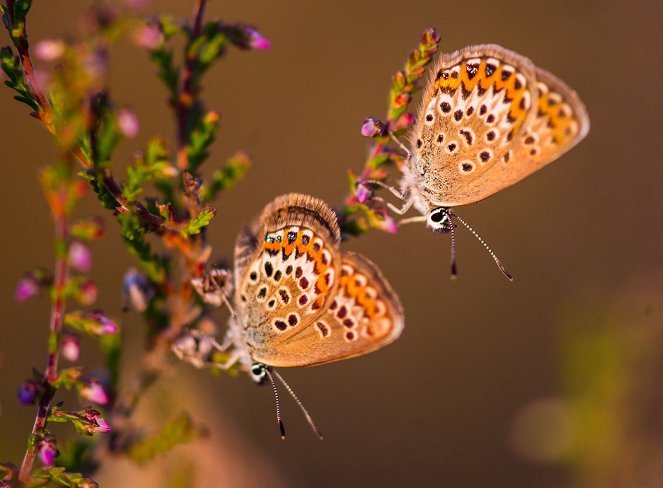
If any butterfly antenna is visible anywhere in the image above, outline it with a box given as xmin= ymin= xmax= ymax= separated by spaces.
xmin=263 ymin=368 xmax=287 ymax=439
xmin=271 ymin=368 xmax=324 ymax=440
xmin=450 ymin=212 xmax=513 ymax=281
xmin=449 ymin=223 xmax=458 ymax=280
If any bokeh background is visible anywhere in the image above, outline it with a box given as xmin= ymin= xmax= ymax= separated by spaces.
xmin=1 ymin=1 xmax=662 ymax=487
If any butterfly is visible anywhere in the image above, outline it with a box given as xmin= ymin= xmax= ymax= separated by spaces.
xmin=362 ymin=44 xmax=589 ymax=279
xmin=179 ymin=193 xmax=404 ymax=437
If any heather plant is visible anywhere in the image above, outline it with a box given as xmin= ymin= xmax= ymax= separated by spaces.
xmin=0 ymin=0 xmax=438 ymax=485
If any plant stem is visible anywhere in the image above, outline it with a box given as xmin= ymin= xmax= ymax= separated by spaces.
xmin=176 ymin=0 xmax=207 ymax=170
xmin=18 ymin=190 xmax=69 ymax=483
xmin=6 ymin=0 xmax=53 ymax=130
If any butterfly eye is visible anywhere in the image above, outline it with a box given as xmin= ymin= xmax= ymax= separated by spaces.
xmin=427 ymin=208 xmax=451 ymax=231
xmin=250 ymin=363 xmax=268 ymax=384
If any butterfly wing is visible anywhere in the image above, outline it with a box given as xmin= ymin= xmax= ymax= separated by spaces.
xmin=251 ymin=251 xmax=404 ymax=367
xmin=408 ymin=44 xmax=589 ymax=208
xmin=234 ymin=194 xmax=343 ymax=361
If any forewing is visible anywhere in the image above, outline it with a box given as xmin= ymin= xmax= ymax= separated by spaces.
xmin=252 ymin=251 xmax=404 ymax=367
xmin=410 ymin=44 xmax=588 ymax=207
xmin=234 ymin=195 xmax=343 ymax=361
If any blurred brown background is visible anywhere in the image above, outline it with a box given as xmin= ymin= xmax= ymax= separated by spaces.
xmin=1 ymin=1 xmax=662 ymax=487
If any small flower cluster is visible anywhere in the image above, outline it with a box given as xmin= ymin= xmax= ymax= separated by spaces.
xmin=2 ymin=0 xmax=266 ymax=484
xmin=341 ymin=28 xmax=440 ymax=237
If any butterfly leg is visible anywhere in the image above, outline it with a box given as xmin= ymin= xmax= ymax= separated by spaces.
xmin=388 ymin=131 xmax=412 ymax=162
xmin=357 ymin=179 xmax=405 ymax=200
xmin=370 ymin=195 xmax=413 ymax=216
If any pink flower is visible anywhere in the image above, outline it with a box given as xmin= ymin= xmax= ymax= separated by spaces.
xmin=377 ymin=216 xmax=399 ymax=234
xmin=117 ymin=108 xmax=139 ymax=138
xmin=37 ymin=437 xmax=58 ymax=466
xmin=133 ymin=24 xmax=163 ymax=49
xmin=79 ymin=379 xmax=109 ymax=405
xmin=34 ymin=40 xmax=65 ymax=61
xmin=88 ymin=311 xmax=118 ymax=335
xmin=15 ymin=275 xmax=40 ymax=301
xmin=69 ymin=241 xmax=92 ymax=272
xmin=62 ymin=334 xmax=81 ymax=362
xmin=82 ymin=408 xmax=112 ymax=433
xmin=246 ymin=28 xmax=270 ymax=50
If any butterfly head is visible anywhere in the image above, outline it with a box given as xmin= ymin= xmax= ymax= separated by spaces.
xmin=250 ymin=363 xmax=269 ymax=385
xmin=426 ymin=207 xmax=454 ymax=233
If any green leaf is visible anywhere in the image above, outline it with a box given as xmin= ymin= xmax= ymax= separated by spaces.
xmin=64 ymin=310 xmax=118 ymax=337
xmin=186 ymin=110 xmax=220 ymax=173
xmin=29 ymin=466 xmax=98 ymax=488
xmin=51 ymin=367 xmax=83 ymax=390
xmin=70 ymin=217 xmax=104 ymax=240
xmin=182 ymin=207 xmax=216 ymax=237
xmin=201 ymin=151 xmax=251 ymax=202
xmin=149 ymin=47 xmax=179 ymax=101
xmin=0 ymin=45 xmax=39 ymax=111
xmin=127 ymin=413 xmax=205 ymax=465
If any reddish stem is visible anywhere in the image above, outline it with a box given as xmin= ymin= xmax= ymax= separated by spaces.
xmin=6 ymin=0 xmax=54 ymax=130
xmin=18 ymin=193 xmax=69 ymax=483
xmin=176 ymin=0 xmax=207 ymax=170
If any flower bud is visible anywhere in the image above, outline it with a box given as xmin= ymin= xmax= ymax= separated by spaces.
xmin=88 ymin=311 xmax=118 ymax=335
xmin=62 ymin=334 xmax=81 ymax=362
xmin=354 ymin=181 xmax=374 ymax=204
xmin=34 ymin=40 xmax=65 ymax=61
xmin=69 ymin=241 xmax=92 ymax=272
xmin=122 ymin=268 xmax=152 ymax=312
xmin=133 ymin=24 xmax=163 ymax=49
xmin=82 ymin=408 xmax=112 ymax=433
xmin=79 ymin=379 xmax=109 ymax=405
xmin=245 ymin=27 xmax=270 ymax=50
xmin=17 ymin=379 xmax=39 ymax=405
xmin=37 ymin=437 xmax=58 ymax=466
xmin=15 ymin=275 xmax=40 ymax=301
xmin=360 ymin=117 xmax=385 ymax=138
xmin=117 ymin=108 xmax=139 ymax=138
xmin=77 ymin=279 xmax=98 ymax=306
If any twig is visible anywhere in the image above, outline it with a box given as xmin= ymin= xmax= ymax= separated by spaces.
xmin=18 ymin=187 xmax=69 ymax=483
xmin=176 ymin=0 xmax=208 ymax=170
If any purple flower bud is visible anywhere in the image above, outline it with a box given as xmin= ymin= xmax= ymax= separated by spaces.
xmin=117 ymin=108 xmax=139 ymax=138
xmin=15 ymin=275 xmax=40 ymax=301
xmin=82 ymin=408 xmax=112 ymax=433
xmin=360 ymin=117 xmax=384 ymax=138
xmin=88 ymin=311 xmax=118 ymax=335
xmin=34 ymin=40 xmax=65 ymax=61
xmin=17 ymin=379 xmax=39 ymax=405
xmin=77 ymin=279 xmax=98 ymax=306
xmin=79 ymin=379 xmax=109 ymax=405
xmin=354 ymin=182 xmax=374 ymax=204
xmin=37 ymin=437 xmax=57 ymax=466
xmin=69 ymin=241 xmax=92 ymax=272
xmin=246 ymin=28 xmax=270 ymax=50
xmin=62 ymin=334 xmax=81 ymax=362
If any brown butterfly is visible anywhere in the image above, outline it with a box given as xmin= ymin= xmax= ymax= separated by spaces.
xmin=365 ymin=44 xmax=589 ymax=279
xmin=181 ymin=193 xmax=404 ymax=437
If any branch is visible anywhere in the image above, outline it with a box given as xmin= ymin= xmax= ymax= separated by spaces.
xmin=18 ymin=188 xmax=69 ymax=483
